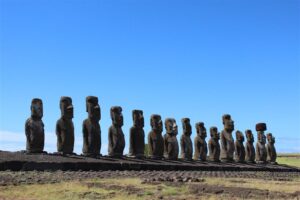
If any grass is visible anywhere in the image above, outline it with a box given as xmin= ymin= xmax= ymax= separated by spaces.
xmin=277 ymin=153 xmax=300 ymax=168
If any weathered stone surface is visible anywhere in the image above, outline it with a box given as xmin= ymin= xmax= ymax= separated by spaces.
xmin=163 ymin=118 xmax=179 ymax=160
xmin=82 ymin=96 xmax=101 ymax=157
xmin=108 ymin=106 xmax=125 ymax=158
xmin=128 ymin=110 xmax=145 ymax=158
xmin=193 ymin=122 xmax=207 ymax=161
xmin=245 ymin=129 xmax=255 ymax=163
xmin=234 ymin=130 xmax=245 ymax=163
xmin=56 ymin=96 xmax=74 ymax=155
xmin=255 ymin=123 xmax=267 ymax=164
xmin=180 ymin=118 xmax=193 ymax=160
xmin=25 ymin=98 xmax=45 ymax=153
xmin=148 ymin=114 xmax=164 ymax=159
xmin=208 ymin=126 xmax=220 ymax=162
xmin=266 ymin=133 xmax=277 ymax=164
xmin=220 ymin=114 xmax=235 ymax=162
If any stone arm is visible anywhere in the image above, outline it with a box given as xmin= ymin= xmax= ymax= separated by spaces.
xmin=129 ymin=127 xmax=134 ymax=155
xmin=82 ymin=121 xmax=89 ymax=152
xmin=180 ymin=136 xmax=186 ymax=158
xmin=56 ymin=121 xmax=62 ymax=151
xmin=163 ymin=134 xmax=168 ymax=156
xmin=148 ymin=133 xmax=153 ymax=156
xmin=25 ymin=119 xmax=32 ymax=143
xmin=108 ymin=127 xmax=118 ymax=152
xmin=220 ymin=132 xmax=227 ymax=151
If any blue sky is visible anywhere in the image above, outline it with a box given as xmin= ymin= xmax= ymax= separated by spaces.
xmin=0 ymin=0 xmax=299 ymax=154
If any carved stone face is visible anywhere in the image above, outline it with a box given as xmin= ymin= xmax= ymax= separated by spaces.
xmin=60 ymin=97 xmax=73 ymax=120
xmin=165 ymin=118 xmax=177 ymax=136
xmin=222 ymin=114 xmax=234 ymax=132
xmin=132 ymin=110 xmax=144 ymax=128
xmin=196 ymin=122 xmax=207 ymax=139
xmin=245 ymin=130 xmax=254 ymax=143
xmin=210 ymin=127 xmax=219 ymax=140
xmin=31 ymin=98 xmax=43 ymax=119
xmin=236 ymin=131 xmax=244 ymax=143
xmin=151 ymin=114 xmax=162 ymax=133
xmin=181 ymin=118 xmax=192 ymax=136
xmin=111 ymin=106 xmax=123 ymax=127
xmin=257 ymin=131 xmax=266 ymax=144
xmin=267 ymin=133 xmax=275 ymax=144
xmin=86 ymin=96 xmax=101 ymax=121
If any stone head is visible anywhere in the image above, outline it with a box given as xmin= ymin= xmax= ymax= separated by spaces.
xmin=86 ymin=96 xmax=101 ymax=121
xmin=132 ymin=110 xmax=144 ymax=128
xmin=110 ymin=106 xmax=123 ymax=127
xmin=31 ymin=98 xmax=43 ymax=119
xmin=165 ymin=118 xmax=178 ymax=136
xmin=210 ymin=126 xmax=219 ymax=140
xmin=257 ymin=132 xmax=266 ymax=144
xmin=196 ymin=122 xmax=207 ymax=139
xmin=222 ymin=114 xmax=234 ymax=132
xmin=267 ymin=133 xmax=275 ymax=144
xmin=235 ymin=130 xmax=244 ymax=143
xmin=150 ymin=114 xmax=163 ymax=133
xmin=245 ymin=129 xmax=254 ymax=143
xmin=181 ymin=118 xmax=192 ymax=136
xmin=60 ymin=96 xmax=73 ymax=120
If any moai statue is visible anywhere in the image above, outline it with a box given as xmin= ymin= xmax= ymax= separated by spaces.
xmin=56 ymin=96 xmax=74 ymax=155
xmin=255 ymin=123 xmax=267 ymax=164
xmin=163 ymin=118 xmax=179 ymax=160
xmin=193 ymin=122 xmax=208 ymax=161
xmin=234 ymin=130 xmax=245 ymax=163
xmin=25 ymin=98 xmax=45 ymax=153
xmin=82 ymin=96 xmax=101 ymax=157
xmin=108 ymin=106 xmax=125 ymax=158
xmin=128 ymin=110 xmax=145 ymax=158
xmin=208 ymin=126 xmax=220 ymax=162
xmin=180 ymin=118 xmax=193 ymax=160
xmin=245 ymin=129 xmax=255 ymax=163
xmin=220 ymin=114 xmax=235 ymax=162
xmin=266 ymin=133 xmax=277 ymax=164
xmin=148 ymin=114 xmax=164 ymax=159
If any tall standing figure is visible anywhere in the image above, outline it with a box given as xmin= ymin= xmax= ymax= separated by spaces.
xmin=25 ymin=98 xmax=45 ymax=153
xmin=193 ymin=122 xmax=207 ymax=161
xmin=180 ymin=118 xmax=193 ymax=160
xmin=220 ymin=114 xmax=235 ymax=162
xmin=82 ymin=96 xmax=101 ymax=157
xmin=108 ymin=106 xmax=125 ymax=158
xmin=234 ymin=130 xmax=245 ymax=163
xmin=255 ymin=123 xmax=267 ymax=164
xmin=56 ymin=96 xmax=74 ymax=155
xmin=245 ymin=129 xmax=255 ymax=163
xmin=266 ymin=133 xmax=277 ymax=164
xmin=208 ymin=126 xmax=220 ymax=162
xmin=163 ymin=118 xmax=179 ymax=160
xmin=148 ymin=114 xmax=164 ymax=159
xmin=128 ymin=110 xmax=145 ymax=158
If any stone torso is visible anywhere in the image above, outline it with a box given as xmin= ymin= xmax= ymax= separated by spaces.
xmin=220 ymin=130 xmax=234 ymax=161
xmin=25 ymin=118 xmax=45 ymax=153
xmin=255 ymin=142 xmax=267 ymax=162
xmin=148 ymin=131 xmax=164 ymax=158
xmin=129 ymin=126 xmax=145 ymax=156
xmin=208 ymin=138 xmax=220 ymax=161
xmin=234 ymin=140 xmax=245 ymax=162
xmin=56 ymin=118 xmax=74 ymax=154
xmin=82 ymin=119 xmax=101 ymax=155
xmin=180 ymin=134 xmax=193 ymax=160
xmin=108 ymin=125 xmax=125 ymax=157
xmin=164 ymin=134 xmax=179 ymax=160
xmin=194 ymin=136 xmax=207 ymax=161
xmin=266 ymin=143 xmax=277 ymax=162
xmin=245 ymin=141 xmax=255 ymax=162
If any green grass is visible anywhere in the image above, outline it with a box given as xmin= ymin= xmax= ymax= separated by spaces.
xmin=277 ymin=156 xmax=300 ymax=168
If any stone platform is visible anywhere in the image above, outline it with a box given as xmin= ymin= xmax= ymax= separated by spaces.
xmin=0 ymin=151 xmax=298 ymax=172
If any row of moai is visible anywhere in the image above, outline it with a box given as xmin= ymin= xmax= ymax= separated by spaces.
xmin=25 ymin=97 xmax=277 ymax=164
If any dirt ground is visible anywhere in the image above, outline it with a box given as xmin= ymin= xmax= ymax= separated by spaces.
xmin=0 ymin=170 xmax=299 ymax=200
